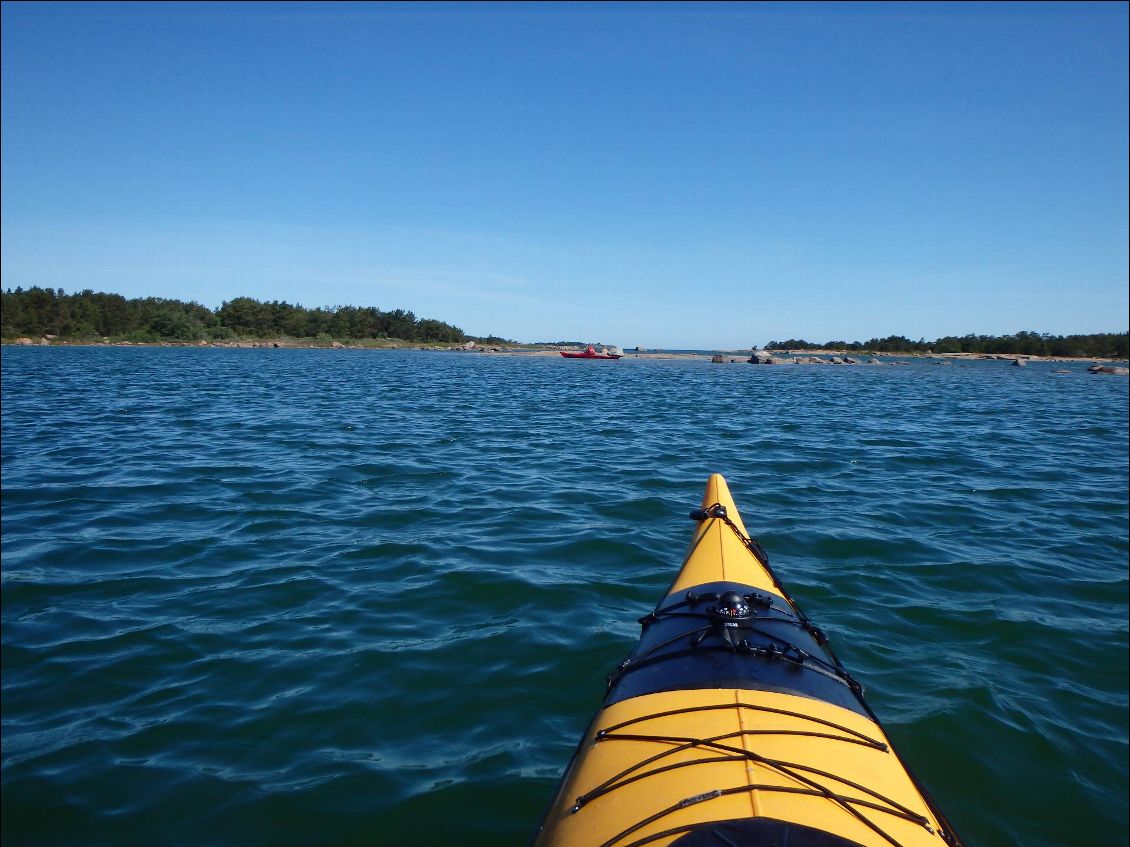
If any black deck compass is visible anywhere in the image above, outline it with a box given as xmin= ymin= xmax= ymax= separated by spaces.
xmin=701 ymin=590 xmax=756 ymax=650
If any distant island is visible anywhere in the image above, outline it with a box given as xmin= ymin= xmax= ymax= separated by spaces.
xmin=765 ymin=333 xmax=1128 ymax=359
xmin=0 ymin=286 xmax=505 ymax=346
xmin=1 ymin=286 xmax=1126 ymax=359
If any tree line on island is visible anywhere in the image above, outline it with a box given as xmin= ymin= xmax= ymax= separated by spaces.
xmin=1 ymin=286 xmax=1126 ymax=358
xmin=0 ymin=286 xmax=503 ymax=344
xmin=765 ymin=332 xmax=1127 ymax=359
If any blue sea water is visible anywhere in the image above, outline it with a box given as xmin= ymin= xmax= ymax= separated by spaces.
xmin=1 ymin=346 xmax=1127 ymax=847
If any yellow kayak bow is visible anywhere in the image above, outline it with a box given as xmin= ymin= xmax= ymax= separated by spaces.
xmin=532 ymin=474 xmax=963 ymax=847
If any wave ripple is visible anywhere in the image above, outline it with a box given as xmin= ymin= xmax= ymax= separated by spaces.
xmin=2 ymin=348 xmax=1127 ymax=846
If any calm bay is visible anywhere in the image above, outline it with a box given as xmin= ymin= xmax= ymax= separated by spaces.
xmin=2 ymin=346 xmax=1127 ymax=846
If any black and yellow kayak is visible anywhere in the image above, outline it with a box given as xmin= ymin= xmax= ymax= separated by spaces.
xmin=531 ymin=474 xmax=963 ymax=847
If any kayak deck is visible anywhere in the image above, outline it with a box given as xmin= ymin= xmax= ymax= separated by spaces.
xmin=532 ymin=474 xmax=961 ymax=847
xmin=537 ymin=688 xmax=947 ymax=847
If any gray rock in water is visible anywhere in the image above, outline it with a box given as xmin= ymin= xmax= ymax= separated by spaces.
xmin=844 ymin=356 xmax=859 ymax=365
xmin=829 ymin=356 xmax=844 ymax=364
xmin=1088 ymin=365 xmax=1129 ymax=375
xmin=866 ymin=358 xmax=882 ymax=365
xmin=1012 ymin=358 xmax=1027 ymax=367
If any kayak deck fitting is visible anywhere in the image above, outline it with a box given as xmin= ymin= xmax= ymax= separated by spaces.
xmin=531 ymin=474 xmax=963 ymax=847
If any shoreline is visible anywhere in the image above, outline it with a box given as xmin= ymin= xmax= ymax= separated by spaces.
xmin=2 ymin=338 xmax=1126 ymax=365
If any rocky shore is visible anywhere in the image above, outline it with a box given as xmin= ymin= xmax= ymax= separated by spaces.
xmin=4 ymin=336 xmax=1127 ymax=371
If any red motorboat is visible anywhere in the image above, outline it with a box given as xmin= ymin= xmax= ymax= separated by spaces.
xmin=559 ymin=346 xmax=623 ymax=360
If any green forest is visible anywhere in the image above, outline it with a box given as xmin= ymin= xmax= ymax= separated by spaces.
xmin=1 ymin=287 xmax=470 ymax=344
xmin=766 ymin=331 xmax=1128 ymax=359
xmin=2 ymin=286 xmax=1127 ymax=357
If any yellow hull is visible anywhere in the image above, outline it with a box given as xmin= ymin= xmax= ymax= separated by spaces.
xmin=532 ymin=475 xmax=961 ymax=847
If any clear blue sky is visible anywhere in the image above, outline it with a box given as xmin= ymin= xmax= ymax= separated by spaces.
xmin=2 ymin=1 xmax=1127 ymax=348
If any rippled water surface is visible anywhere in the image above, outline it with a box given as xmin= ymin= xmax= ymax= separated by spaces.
xmin=2 ymin=347 xmax=1127 ymax=846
